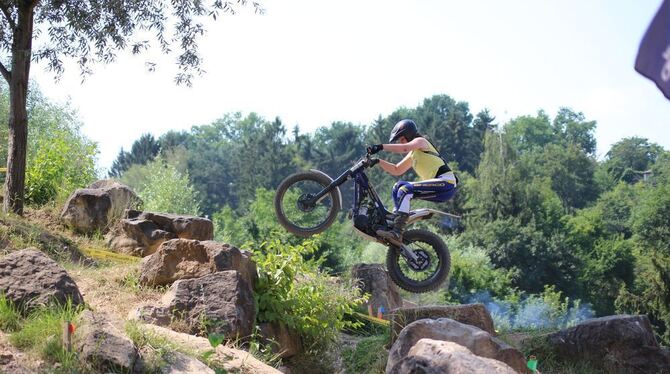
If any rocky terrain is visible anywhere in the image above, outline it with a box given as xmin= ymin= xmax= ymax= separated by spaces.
xmin=0 ymin=180 xmax=669 ymax=373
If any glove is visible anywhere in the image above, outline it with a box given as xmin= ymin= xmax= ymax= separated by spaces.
xmin=367 ymin=144 xmax=383 ymax=155
xmin=369 ymin=158 xmax=380 ymax=167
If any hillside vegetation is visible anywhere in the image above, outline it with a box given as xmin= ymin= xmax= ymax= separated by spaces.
xmin=0 ymin=83 xmax=668 ymax=372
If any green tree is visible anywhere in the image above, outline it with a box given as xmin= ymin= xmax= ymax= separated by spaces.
xmin=0 ymin=0 xmax=260 ymax=214
xmin=0 ymin=83 xmax=97 ymax=205
xmin=602 ymin=137 xmax=663 ymax=185
xmin=616 ymin=180 xmax=670 ymax=343
xmin=520 ymin=143 xmax=599 ymax=210
xmin=552 ymin=108 xmax=597 ymax=155
xmin=504 ymin=111 xmax=554 ymax=153
xmin=108 ymin=133 xmax=160 ymax=178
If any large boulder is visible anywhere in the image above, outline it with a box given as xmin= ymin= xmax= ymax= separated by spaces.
xmin=389 ymin=339 xmax=517 ymax=374
xmin=139 ymin=239 xmax=256 ymax=288
xmin=60 ymin=180 xmax=140 ymax=234
xmin=351 ymin=263 xmax=402 ymax=315
xmin=390 ymin=304 xmax=496 ymax=344
xmin=75 ymin=311 xmax=139 ymax=373
xmin=541 ymin=315 xmax=670 ymax=373
xmin=387 ymin=318 xmax=527 ymax=374
xmin=143 ymin=271 xmax=255 ymax=340
xmin=0 ymin=249 xmax=83 ymax=312
xmin=107 ymin=210 xmax=213 ymax=257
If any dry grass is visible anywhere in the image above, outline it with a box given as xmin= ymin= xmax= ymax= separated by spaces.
xmin=66 ymin=262 xmax=164 ymax=328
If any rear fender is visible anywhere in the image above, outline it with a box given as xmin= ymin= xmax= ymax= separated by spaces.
xmin=408 ymin=208 xmax=461 ymax=225
xmin=310 ymin=169 xmax=343 ymax=210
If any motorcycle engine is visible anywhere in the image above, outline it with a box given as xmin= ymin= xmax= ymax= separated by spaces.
xmin=353 ymin=202 xmax=379 ymax=236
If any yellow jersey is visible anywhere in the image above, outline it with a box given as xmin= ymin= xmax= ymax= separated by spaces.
xmin=410 ymin=140 xmax=447 ymax=181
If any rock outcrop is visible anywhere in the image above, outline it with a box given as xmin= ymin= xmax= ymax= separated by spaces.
xmin=351 ymin=263 xmax=402 ymax=315
xmin=60 ymin=180 xmax=140 ymax=234
xmin=387 ymin=318 xmax=527 ymax=373
xmin=107 ymin=210 xmax=213 ymax=257
xmin=139 ymin=239 xmax=256 ymax=288
xmin=389 ymin=338 xmax=517 ymax=374
xmin=0 ymin=249 xmax=83 ymax=312
xmin=542 ymin=314 xmax=670 ymax=373
xmin=76 ymin=311 xmax=139 ymax=373
xmin=139 ymin=323 xmax=282 ymax=373
xmin=155 ymin=351 xmax=214 ymax=374
xmin=390 ymin=304 xmax=496 ymax=344
xmin=136 ymin=271 xmax=255 ymax=340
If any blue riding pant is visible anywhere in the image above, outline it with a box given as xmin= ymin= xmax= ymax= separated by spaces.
xmin=392 ymin=176 xmax=457 ymax=213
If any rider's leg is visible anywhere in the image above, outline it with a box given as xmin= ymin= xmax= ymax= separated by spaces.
xmin=379 ymin=181 xmax=414 ymax=240
xmin=392 ymin=181 xmax=413 ymax=213
xmin=410 ymin=178 xmax=457 ymax=203
xmin=380 ymin=179 xmax=457 ymax=240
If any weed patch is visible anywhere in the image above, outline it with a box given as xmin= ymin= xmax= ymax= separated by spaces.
xmin=341 ymin=333 xmax=388 ymax=374
xmin=0 ymin=294 xmax=21 ymax=332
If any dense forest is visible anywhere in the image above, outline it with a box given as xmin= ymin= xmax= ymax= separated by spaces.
xmin=4 ymin=85 xmax=670 ymax=345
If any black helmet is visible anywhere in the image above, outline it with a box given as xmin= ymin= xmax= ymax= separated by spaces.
xmin=389 ymin=119 xmax=418 ymax=142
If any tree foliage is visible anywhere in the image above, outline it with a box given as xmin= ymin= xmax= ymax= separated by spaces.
xmin=105 ymin=93 xmax=670 ymax=342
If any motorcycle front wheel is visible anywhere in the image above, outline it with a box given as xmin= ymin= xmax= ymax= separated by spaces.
xmin=386 ymin=229 xmax=451 ymax=293
xmin=274 ymin=171 xmax=341 ymax=237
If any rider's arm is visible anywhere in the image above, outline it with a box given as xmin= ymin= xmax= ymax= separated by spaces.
xmin=382 ymin=138 xmax=429 ymax=154
xmin=378 ymin=153 xmax=413 ymax=176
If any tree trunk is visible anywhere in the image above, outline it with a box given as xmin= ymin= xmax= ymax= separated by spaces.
xmin=3 ymin=4 xmax=35 ymax=215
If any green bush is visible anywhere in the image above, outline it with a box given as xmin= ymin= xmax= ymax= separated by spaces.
xmin=341 ymin=333 xmax=388 ymax=374
xmin=445 ymin=236 xmax=517 ymax=303
xmin=24 ymin=106 xmax=97 ymax=206
xmin=250 ymin=238 xmax=366 ymax=349
xmin=123 ymin=159 xmax=201 ymax=215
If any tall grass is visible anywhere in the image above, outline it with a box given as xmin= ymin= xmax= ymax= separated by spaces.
xmin=0 ymin=294 xmax=21 ymax=332
xmin=9 ymin=298 xmax=84 ymax=370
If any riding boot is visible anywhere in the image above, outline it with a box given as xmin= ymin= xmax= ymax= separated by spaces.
xmin=378 ymin=212 xmax=409 ymax=241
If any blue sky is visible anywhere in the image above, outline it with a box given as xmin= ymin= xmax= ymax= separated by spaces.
xmin=30 ymin=0 xmax=670 ymax=172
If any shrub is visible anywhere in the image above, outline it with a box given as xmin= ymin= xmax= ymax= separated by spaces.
xmin=250 ymin=239 xmax=366 ymax=350
xmin=25 ymin=114 xmax=97 ymax=206
xmin=124 ymin=159 xmax=201 ymax=216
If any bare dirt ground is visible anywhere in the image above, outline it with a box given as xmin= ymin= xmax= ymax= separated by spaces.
xmin=67 ymin=262 xmax=165 ymax=329
xmin=0 ymin=331 xmax=43 ymax=374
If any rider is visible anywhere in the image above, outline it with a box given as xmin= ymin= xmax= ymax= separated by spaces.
xmin=367 ymin=119 xmax=457 ymax=240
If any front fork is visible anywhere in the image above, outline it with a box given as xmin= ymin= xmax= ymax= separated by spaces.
xmin=382 ymin=235 xmax=420 ymax=263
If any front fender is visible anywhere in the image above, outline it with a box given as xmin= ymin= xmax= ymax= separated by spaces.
xmin=310 ymin=169 xmax=343 ymax=210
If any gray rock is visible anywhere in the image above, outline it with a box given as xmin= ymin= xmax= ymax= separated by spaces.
xmin=162 ymin=271 xmax=255 ymax=339
xmin=76 ymin=311 xmax=138 ymax=373
xmin=129 ymin=305 xmax=173 ymax=326
xmin=61 ymin=180 xmax=140 ymax=234
xmin=545 ymin=314 xmax=670 ymax=374
xmin=389 ymin=339 xmax=517 ymax=374
xmin=386 ymin=318 xmax=526 ymax=374
xmin=0 ymin=249 xmax=83 ymax=312
xmin=139 ymin=239 xmax=256 ymax=288
xmin=161 ymin=351 xmax=215 ymax=374
xmin=390 ymin=304 xmax=496 ymax=344
xmin=351 ymin=263 xmax=402 ymax=315
xmin=107 ymin=210 xmax=213 ymax=257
